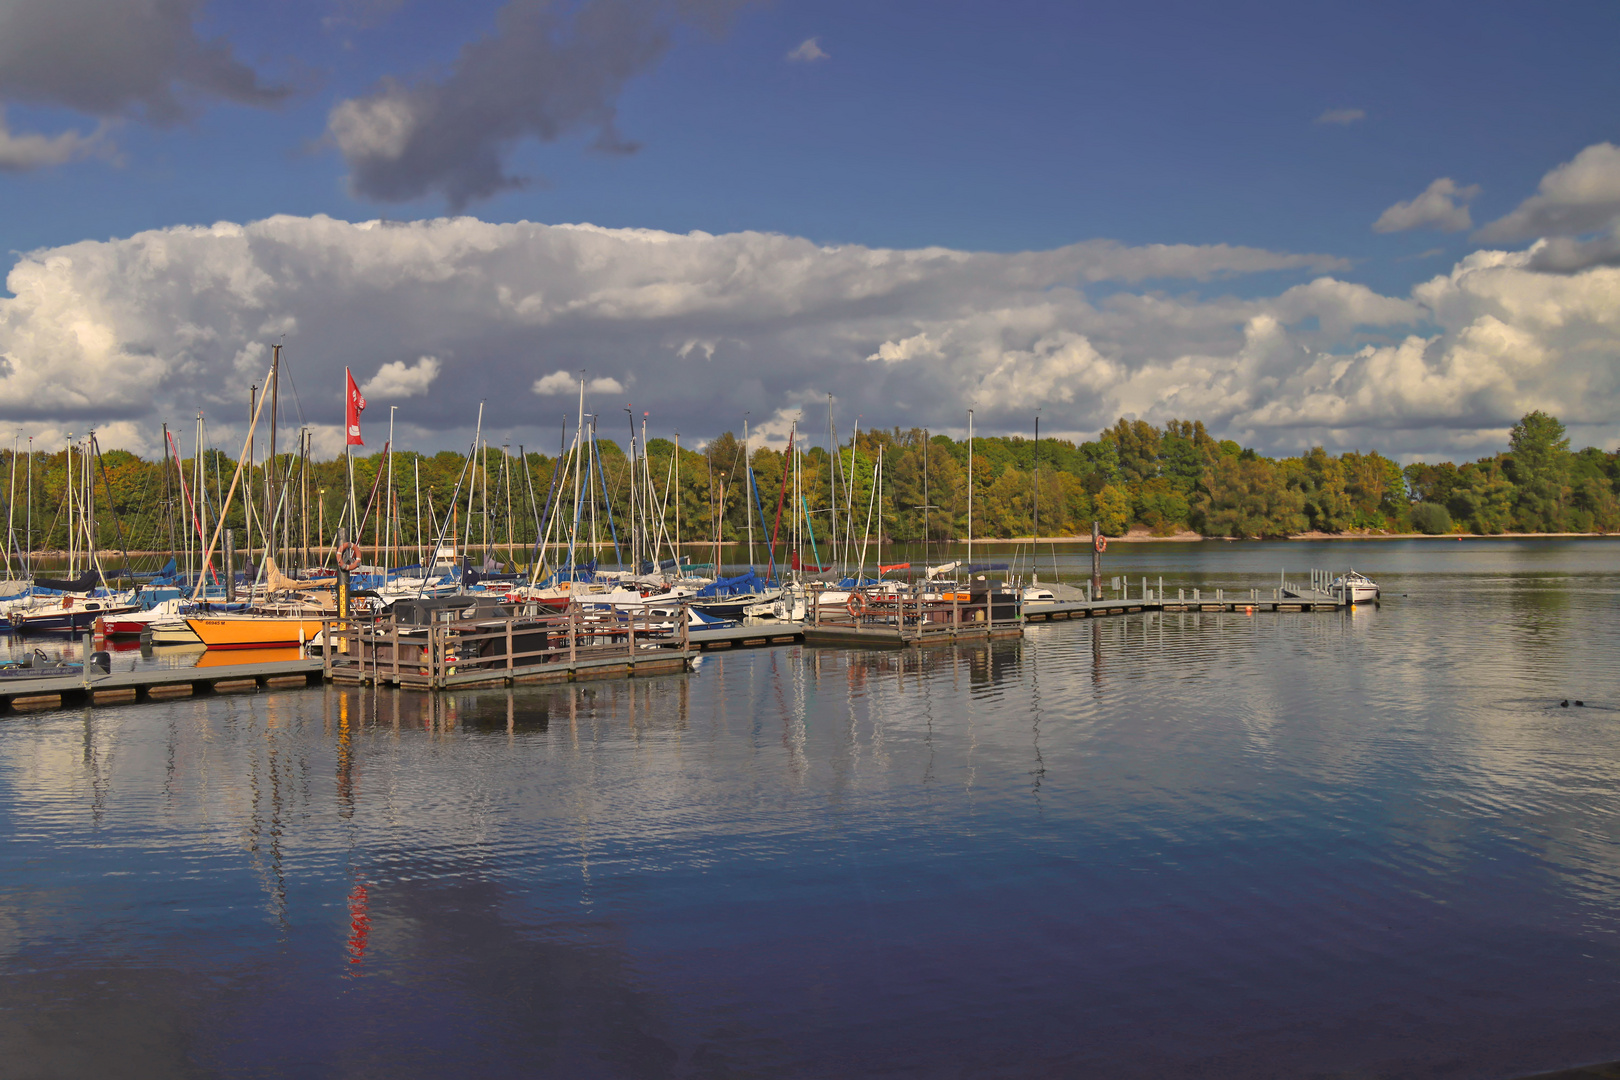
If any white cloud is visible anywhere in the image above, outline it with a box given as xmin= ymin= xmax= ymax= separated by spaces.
xmin=361 ymin=355 xmax=440 ymax=398
xmin=1478 ymin=142 xmax=1620 ymax=243
xmin=1314 ymin=108 xmax=1366 ymax=126
xmin=786 ymin=37 xmax=828 ymax=62
xmin=0 ymin=108 xmax=104 ymax=170
xmin=533 ymin=370 xmax=624 ymax=396
xmin=1373 ymin=177 xmax=1480 ymax=234
xmin=0 ymin=211 xmax=1614 ymax=461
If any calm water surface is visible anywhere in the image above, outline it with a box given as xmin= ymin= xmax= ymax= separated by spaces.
xmin=4 ymin=539 xmax=1620 ymax=1079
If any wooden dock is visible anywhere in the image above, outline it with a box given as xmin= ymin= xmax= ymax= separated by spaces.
xmin=689 ymin=622 xmax=805 ymax=650
xmin=803 ymin=588 xmax=1025 ymax=648
xmin=1024 ymin=588 xmax=1346 ymax=622
xmin=0 ymin=656 xmax=323 ymax=711
xmin=321 ymin=606 xmax=694 ymax=690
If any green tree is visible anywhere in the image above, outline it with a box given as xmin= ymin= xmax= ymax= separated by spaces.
xmin=1506 ymin=410 xmax=1570 ymax=530
xmin=1194 ymin=457 xmax=1306 ymax=538
xmin=1095 ymin=484 xmax=1132 ymax=536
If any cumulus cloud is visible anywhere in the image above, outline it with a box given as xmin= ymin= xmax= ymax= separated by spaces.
xmin=534 ymin=370 xmax=625 ymax=396
xmin=1478 ymin=143 xmax=1620 ymax=244
xmin=1373 ymin=177 xmax=1479 ymax=234
xmin=0 ymin=107 xmax=104 ymax=170
xmin=328 ymin=0 xmax=751 ymax=209
xmin=786 ymin=37 xmax=828 ymax=62
xmin=361 ymin=355 xmax=441 ymax=398
xmin=0 ymin=212 xmax=1613 ymax=462
xmin=1314 ymin=108 xmax=1366 ymax=125
xmin=0 ymin=0 xmax=288 ymax=124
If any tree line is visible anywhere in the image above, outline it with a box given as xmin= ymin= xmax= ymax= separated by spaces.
xmin=0 ymin=409 xmax=1610 ymax=568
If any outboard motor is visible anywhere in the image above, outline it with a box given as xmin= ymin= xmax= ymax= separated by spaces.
xmin=89 ymin=650 xmax=111 ymax=674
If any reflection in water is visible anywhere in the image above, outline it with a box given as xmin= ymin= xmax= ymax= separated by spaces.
xmin=4 ymin=540 xmax=1620 ymax=1078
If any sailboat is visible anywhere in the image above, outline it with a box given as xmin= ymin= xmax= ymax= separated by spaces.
xmin=9 ymin=434 xmax=137 ymax=634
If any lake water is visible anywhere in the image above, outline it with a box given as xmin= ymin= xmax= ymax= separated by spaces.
xmin=3 ymin=539 xmax=1620 ymax=1079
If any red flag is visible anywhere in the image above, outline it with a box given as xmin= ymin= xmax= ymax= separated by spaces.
xmin=345 ymin=368 xmax=366 ymax=446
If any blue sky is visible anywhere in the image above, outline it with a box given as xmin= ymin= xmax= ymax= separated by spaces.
xmin=0 ymin=0 xmax=1617 ymax=458
xmin=5 ymin=1 xmax=1615 ymax=284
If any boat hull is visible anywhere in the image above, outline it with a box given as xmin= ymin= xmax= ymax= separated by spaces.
xmin=186 ymin=616 xmax=327 ymax=649
xmin=11 ymin=604 xmax=137 ymax=634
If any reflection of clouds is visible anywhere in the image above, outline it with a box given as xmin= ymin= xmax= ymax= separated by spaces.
xmin=4 ymin=584 xmax=1620 ymax=1071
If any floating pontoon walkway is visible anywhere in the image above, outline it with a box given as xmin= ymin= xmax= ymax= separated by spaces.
xmin=0 ymin=656 xmax=323 ymax=711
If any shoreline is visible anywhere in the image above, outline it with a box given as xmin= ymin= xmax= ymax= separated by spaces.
xmin=10 ymin=529 xmax=1617 ymax=563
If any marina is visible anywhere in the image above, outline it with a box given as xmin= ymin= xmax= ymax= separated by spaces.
xmin=0 ymin=562 xmax=1361 ymax=710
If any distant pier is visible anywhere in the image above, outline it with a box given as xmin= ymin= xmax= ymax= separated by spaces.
xmin=0 ymin=573 xmax=1355 ymax=712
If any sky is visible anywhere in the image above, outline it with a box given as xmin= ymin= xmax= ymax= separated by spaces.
xmin=0 ymin=0 xmax=1618 ymax=462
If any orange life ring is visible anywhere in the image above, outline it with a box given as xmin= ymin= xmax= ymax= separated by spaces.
xmin=336 ymin=541 xmax=362 ymax=573
xmin=845 ymin=593 xmax=867 ymax=619
xmin=1094 ymin=535 xmax=1107 ymax=553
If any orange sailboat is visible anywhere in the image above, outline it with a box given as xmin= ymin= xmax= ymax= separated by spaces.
xmin=185 ymin=613 xmax=328 ymax=650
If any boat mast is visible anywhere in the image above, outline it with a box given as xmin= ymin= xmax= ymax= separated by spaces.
xmin=827 ymin=395 xmax=837 ymax=571
xmin=4 ymin=435 xmax=14 ymax=581
xmin=246 ymin=385 xmax=256 ymax=569
xmin=300 ymin=428 xmax=310 ymax=574
xmin=196 ymin=414 xmax=208 ymax=591
xmin=743 ymin=418 xmax=754 ymax=574
xmin=588 ymin=420 xmax=601 ymax=564
xmin=267 ymin=344 xmax=279 ymax=569
xmin=65 ymin=435 xmax=74 ymax=578
xmin=24 ymin=437 xmax=31 ymax=582
xmin=966 ymin=409 xmax=974 ymax=579
xmin=1032 ymin=414 xmax=1039 ymax=585
xmin=922 ymin=431 xmax=930 ymax=574
xmin=673 ymin=433 xmax=681 ymax=571
xmin=386 ymin=405 xmax=396 ymax=576
xmin=85 ymin=432 xmax=97 ymax=589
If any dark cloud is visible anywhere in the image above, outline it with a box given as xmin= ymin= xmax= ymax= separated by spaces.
xmin=0 ymin=0 xmax=289 ymax=124
xmin=1525 ymin=230 xmax=1620 ymax=274
xmin=328 ymin=0 xmax=750 ymax=210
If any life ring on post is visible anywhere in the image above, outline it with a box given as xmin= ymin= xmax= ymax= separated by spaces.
xmin=845 ymin=593 xmax=867 ymax=619
xmin=335 ymin=541 xmax=362 ymax=573
xmin=1094 ymin=535 xmax=1108 ymax=554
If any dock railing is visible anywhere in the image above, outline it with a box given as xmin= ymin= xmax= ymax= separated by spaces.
xmin=322 ymin=599 xmax=690 ymax=688
xmin=808 ymin=587 xmax=1021 ymax=641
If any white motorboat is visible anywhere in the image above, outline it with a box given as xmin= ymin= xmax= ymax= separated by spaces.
xmin=1021 ymin=585 xmax=1056 ymax=607
xmin=1331 ymin=569 xmax=1380 ymax=603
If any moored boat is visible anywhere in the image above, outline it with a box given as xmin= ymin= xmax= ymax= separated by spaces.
xmin=1331 ymin=569 xmax=1380 ymax=603
xmin=10 ymin=595 xmax=138 ymax=634
xmin=186 ymin=613 xmax=329 ymax=649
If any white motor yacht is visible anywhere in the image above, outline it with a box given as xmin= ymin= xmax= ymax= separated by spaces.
xmin=1331 ymin=569 xmax=1380 ymax=603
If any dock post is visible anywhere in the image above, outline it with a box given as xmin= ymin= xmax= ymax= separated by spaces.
xmin=569 ymin=602 xmax=577 ymax=664
xmin=337 ymin=529 xmax=351 ymax=620
xmin=392 ymin=623 xmax=400 ymax=682
xmin=224 ymin=529 xmax=236 ymax=603
xmin=1158 ymin=576 xmax=1163 ymax=602
xmin=507 ymin=618 xmax=514 ymax=676
xmin=322 ymin=620 xmax=331 ymax=679
xmin=1090 ymin=520 xmax=1102 ymax=600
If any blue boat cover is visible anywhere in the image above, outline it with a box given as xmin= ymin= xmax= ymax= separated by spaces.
xmin=696 ymin=571 xmax=769 ymax=598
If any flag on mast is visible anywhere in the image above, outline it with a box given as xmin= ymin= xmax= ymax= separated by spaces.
xmin=345 ymin=368 xmax=366 ymax=446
